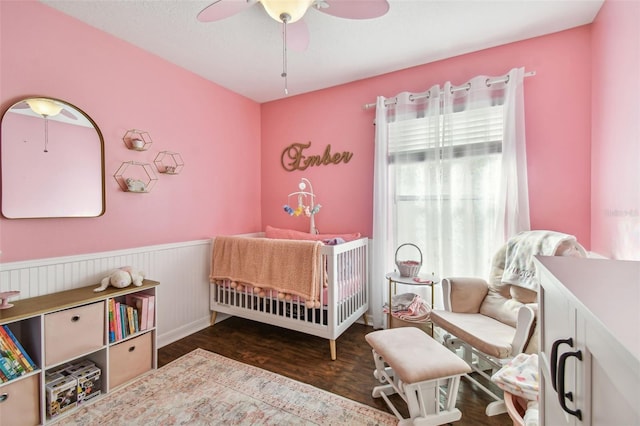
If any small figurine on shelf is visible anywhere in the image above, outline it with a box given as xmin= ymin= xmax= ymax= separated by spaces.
xmin=131 ymin=138 xmax=145 ymax=150
xmin=122 ymin=129 xmax=152 ymax=151
xmin=125 ymin=178 xmax=146 ymax=192
xmin=0 ymin=291 xmax=20 ymax=309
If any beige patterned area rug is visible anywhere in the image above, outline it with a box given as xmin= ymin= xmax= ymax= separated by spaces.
xmin=58 ymin=348 xmax=396 ymax=425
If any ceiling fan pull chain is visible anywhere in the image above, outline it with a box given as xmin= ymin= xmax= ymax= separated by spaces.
xmin=43 ymin=115 xmax=49 ymax=153
xmin=281 ymin=15 xmax=289 ymax=95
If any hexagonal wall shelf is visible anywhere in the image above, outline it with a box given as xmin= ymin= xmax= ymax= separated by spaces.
xmin=154 ymin=151 xmax=184 ymax=174
xmin=122 ymin=129 xmax=153 ymax=151
xmin=113 ymin=161 xmax=158 ymax=193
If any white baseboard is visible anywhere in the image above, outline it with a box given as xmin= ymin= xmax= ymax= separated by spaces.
xmin=157 ymin=316 xmax=212 ymax=348
xmin=158 ymin=312 xmax=234 ymax=348
xmin=360 ymin=313 xmax=374 ymax=327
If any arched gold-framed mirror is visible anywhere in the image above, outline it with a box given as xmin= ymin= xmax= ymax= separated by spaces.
xmin=1 ymin=97 xmax=105 ymax=218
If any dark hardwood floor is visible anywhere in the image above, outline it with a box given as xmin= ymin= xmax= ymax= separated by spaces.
xmin=158 ymin=317 xmax=512 ymax=425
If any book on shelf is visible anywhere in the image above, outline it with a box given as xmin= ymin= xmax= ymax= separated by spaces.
xmin=115 ymin=302 xmax=122 ymax=341
xmin=1 ymin=325 xmax=37 ymax=371
xmin=125 ymin=294 xmax=149 ymax=331
xmin=0 ymin=337 xmax=23 ymax=381
xmin=143 ymin=294 xmax=155 ymax=329
xmin=119 ymin=304 xmax=128 ymax=339
xmin=108 ymin=299 xmax=116 ymax=343
xmin=3 ymin=348 xmax=26 ymax=377
xmin=0 ymin=329 xmax=34 ymax=380
xmin=0 ymin=353 xmax=17 ymax=382
xmin=126 ymin=305 xmax=135 ymax=335
xmin=132 ymin=309 xmax=139 ymax=334
xmin=109 ymin=294 xmax=155 ymax=344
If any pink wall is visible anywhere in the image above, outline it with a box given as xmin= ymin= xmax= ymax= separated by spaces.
xmin=0 ymin=2 xmax=262 ymax=262
xmin=590 ymin=0 xmax=640 ymax=260
xmin=7 ymin=2 xmax=634 ymax=263
xmin=261 ymin=27 xmax=593 ymax=247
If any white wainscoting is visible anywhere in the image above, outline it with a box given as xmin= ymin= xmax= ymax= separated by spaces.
xmin=0 ymin=239 xmax=213 ymax=348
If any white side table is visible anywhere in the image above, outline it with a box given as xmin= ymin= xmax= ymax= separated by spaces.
xmin=385 ymin=271 xmax=440 ymax=335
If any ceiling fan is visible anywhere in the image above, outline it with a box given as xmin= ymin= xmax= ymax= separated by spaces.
xmin=11 ymin=99 xmax=78 ymax=152
xmin=13 ymin=99 xmax=77 ymax=121
xmin=198 ymin=0 xmax=390 ymax=94
xmin=198 ymin=0 xmax=390 ymax=51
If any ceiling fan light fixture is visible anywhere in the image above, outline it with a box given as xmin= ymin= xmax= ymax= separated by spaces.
xmin=26 ymin=98 xmax=63 ymax=117
xmin=260 ymin=0 xmax=314 ymax=23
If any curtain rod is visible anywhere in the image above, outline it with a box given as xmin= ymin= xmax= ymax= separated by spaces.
xmin=362 ymin=70 xmax=536 ymax=110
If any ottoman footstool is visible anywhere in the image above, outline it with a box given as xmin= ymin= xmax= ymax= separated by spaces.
xmin=365 ymin=327 xmax=472 ymax=426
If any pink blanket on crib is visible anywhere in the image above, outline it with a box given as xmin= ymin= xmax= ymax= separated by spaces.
xmin=210 ymin=236 xmax=324 ymax=304
xmin=216 ymin=275 xmax=362 ymax=306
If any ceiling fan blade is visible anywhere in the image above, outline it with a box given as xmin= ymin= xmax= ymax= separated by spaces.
xmin=286 ymin=19 xmax=310 ymax=52
xmin=315 ymin=0 xmax=389 ymax=19
xmin=197 ymin=0 xmax=258 ymax=22
xmin=60 ymin=109 xmax=78 ymax=120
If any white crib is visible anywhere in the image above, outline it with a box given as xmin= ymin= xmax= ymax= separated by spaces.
xmin=210 ymin=237 xmax=369 ymax=360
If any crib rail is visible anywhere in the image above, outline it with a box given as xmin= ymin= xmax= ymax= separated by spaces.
xmin=210 ymin=237 xmax=368 ymax=341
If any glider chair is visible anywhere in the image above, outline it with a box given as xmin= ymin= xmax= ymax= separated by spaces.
xmin=429 ymin=230 xmax=586 ymax=416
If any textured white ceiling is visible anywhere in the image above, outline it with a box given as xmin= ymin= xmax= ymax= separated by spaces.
xmin=41 ymin=0 xmax=604 ymax=103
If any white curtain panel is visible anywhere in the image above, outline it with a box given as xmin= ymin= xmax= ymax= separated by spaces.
xmin=371 ymin=96 xmax=392 ymax=330
xmin=495 ymin=67 xmax=531 ymax=242
xmin=371 ymin=68 xmax=530 ymax=329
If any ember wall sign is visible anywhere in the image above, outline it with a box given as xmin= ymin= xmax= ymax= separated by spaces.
xmin=281 ymin=141 xmax=353 ymax=172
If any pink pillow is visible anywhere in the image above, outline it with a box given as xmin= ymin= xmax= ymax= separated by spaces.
xmin=265 ymin=225 xmax=361 ymax=242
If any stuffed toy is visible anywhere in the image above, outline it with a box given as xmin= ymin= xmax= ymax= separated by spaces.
xmin=94 ymin=266 xmax=144 ymax=292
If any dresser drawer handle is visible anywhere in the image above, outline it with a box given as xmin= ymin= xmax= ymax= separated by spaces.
xmin=557 ymin=349 xmax=583 ymax=421
xmin=71 ymin=315 xmax=80 ymax=322
xmin=0 ymin=393 xmax=8 ymax=403
xmin=550 ymin=337 xmax=573 ymax=391
xmin=128 ymin=346 xmax=136 ymax=352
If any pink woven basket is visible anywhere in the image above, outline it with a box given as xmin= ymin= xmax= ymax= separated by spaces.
xmin=395 ymin=243 xmax=422 ymax=277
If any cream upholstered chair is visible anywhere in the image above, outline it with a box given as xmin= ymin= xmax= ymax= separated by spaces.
xmin=430 ymin=230 xmax=586 ymax=416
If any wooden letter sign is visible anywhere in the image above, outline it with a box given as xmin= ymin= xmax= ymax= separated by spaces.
xmin=281 ymin=141 xmax=353 ymax=172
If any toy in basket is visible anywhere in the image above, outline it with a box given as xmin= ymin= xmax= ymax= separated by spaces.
xmin=395 ymin=243 xmax=423 ymax=277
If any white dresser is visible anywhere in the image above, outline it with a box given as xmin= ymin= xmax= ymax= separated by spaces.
xmin=535 ymin=256 xmax=640 ymax=426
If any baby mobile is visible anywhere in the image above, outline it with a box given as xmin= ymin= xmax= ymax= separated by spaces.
xmin=283 ymin=178 xmax=321 ymax=234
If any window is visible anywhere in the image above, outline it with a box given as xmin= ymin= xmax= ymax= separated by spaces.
xmin=389 ymin=105 xmax=504 ymax=278
xmin=372 ymin=69 xmax=529 ymax=328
